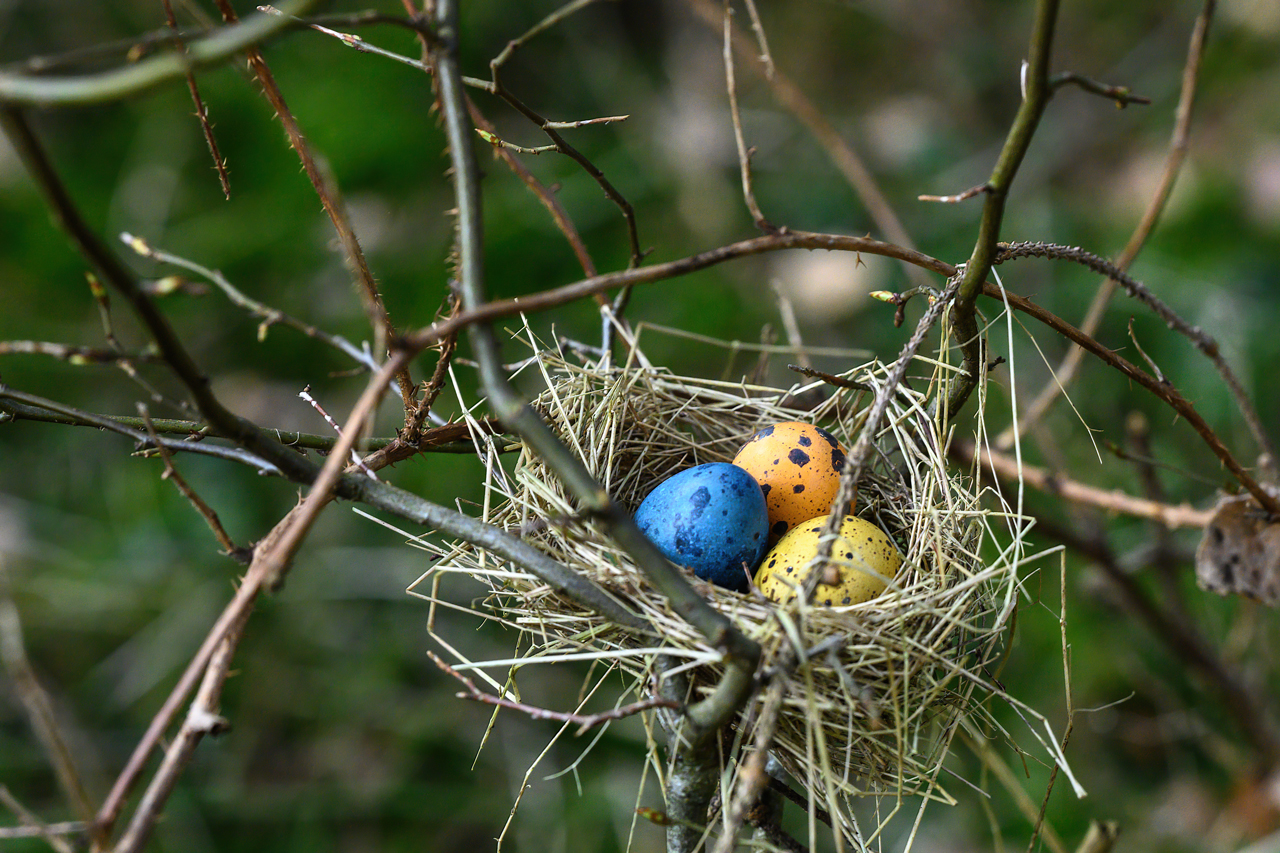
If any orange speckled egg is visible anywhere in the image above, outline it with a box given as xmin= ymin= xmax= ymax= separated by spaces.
xmin=755 ymin=514 xmax=901 ymax=606
xmin=732 ymin=422 xmax=847 ymax=538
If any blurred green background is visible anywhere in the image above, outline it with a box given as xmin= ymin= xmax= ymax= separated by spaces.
xmin=2 ymin=1 xmax=1280 ymax=851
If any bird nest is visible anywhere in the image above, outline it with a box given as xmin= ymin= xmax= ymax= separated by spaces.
xmin=402 ymin=331 xmax=1064 ymax=844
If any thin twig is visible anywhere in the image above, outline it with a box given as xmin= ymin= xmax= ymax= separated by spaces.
xmin=0 ymin=339 xmax=159 ymax=363
xmin=723 ymin=0 xmax=772 ymax=231
xmin=122 ymin=233 xmax=381 ymax=373
xmin=0 ymin=787 xmax=77 ymax=853
xmin=87 ymin=272 xmax=192 ymax=413
xmin=138 ymin=404 xmax=246 ymax=560
xmin=1126 ymin=316 xmax=1166 ymax=384
xmin=476 ymin=129 xmax=557 ymax=154
xmin=298 ymin=385 xmax=378 ymax=478
xmin=686 ymin=0 xmax=930 ymax=288
xmin=787 ymin=364 xmax=871 ymax=392
xmin=919 ymin=182 xmax=989 ymax=204
xmin=0 ymin=568 xmax=98 ymax=845
xmin=740 ymin=0 xmax=775 ymax=80
xmin=1049 ymin=71 xmax=1151 ymax=107
xmin=427 ymin=651 xmax=679 ymax=735
xmin=1005 ymin=0 xmax=1217 ymax=446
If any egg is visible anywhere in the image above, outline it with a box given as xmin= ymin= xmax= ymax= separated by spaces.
xmin=634 ymin=463 xmax=769 ymax=592
xmin=755 ymin=514 xmax=901 ymax=606
xmin=732 ymin=422 xmax=847 ymax=539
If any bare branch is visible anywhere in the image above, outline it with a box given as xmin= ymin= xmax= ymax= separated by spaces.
xmin=1004 ymin=0 xmax=1218 ymax=445
xmin=111 ymin=611 xmax=243 ymax=853
xmin=950 ymin=439 xmax=1212 ymax=529
xmin=0 ymin=339 xmax=158 ymax=363
xmin=0 ymin=386 xmax=282 ymax=475
xmin=948 ymin=0 xmax=1062 ymax=418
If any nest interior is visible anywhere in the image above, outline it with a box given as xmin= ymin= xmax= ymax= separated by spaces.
xmin=408 ymin=344 xmax=1030 ymax=835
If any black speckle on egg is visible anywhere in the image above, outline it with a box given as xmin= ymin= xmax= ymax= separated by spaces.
xmin=797 ymin=435 xmax=812 ymax=447
xmin=688 ymin=487 xmax=711 ymax=520
xmin=756 ymin=426 xmax=775 ymax=439
xmin=793 ymin=484 xmax=805 ymax=494
xmin=772 ymin=520 xmax=788 ymax=536
xmin=788 ymin=448 xmax=810 ymax=467
xmin=760 ymin=484 xmax=772 ymax=498
xmin=815 ymin=426 xmax=839 ymax=448
xmin=831 ymin=448 xmax=846 ymax=472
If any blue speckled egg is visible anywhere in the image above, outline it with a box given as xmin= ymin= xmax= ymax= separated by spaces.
xmin=634 ymin=463 xmax=769 ymax=592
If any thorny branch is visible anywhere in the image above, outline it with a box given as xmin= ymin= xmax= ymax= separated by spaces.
xmin=993 ymin=240 xmax=1275 ymax=461
xmin=161 ymin=0 xmax=230 ymax=198
xmin=210 ymin=0 xmax=415 ymax=411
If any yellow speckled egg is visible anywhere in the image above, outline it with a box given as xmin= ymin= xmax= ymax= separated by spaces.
xmin=732 ymin=422 xmax=847 ymax=539
xmin=755 ymin=515 xmax=902 ymax=606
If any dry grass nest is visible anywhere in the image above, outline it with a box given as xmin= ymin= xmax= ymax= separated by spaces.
xmin=409 ymin=340 xmax=1035 ymax=826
